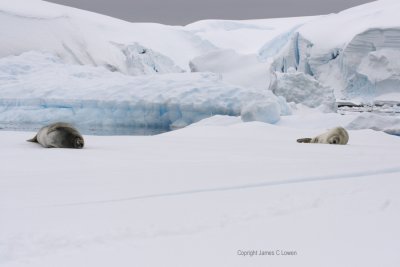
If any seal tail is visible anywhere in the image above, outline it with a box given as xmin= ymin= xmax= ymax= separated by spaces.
xmin=297 ymin=138 xmax=312 ymax=143
xmin=27 ymin=135 xmax=38 ymax=143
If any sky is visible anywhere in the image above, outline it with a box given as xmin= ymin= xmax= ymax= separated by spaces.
xmin=46 ymin=0 xmax=375 ymax=25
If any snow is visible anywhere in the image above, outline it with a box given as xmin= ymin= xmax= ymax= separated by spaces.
xmin=258 ymin=24 xmax=305 ymax=61
xmin=297 ymin=0 xmax=400 ymax=50
xmin=0 ymin=0 xmax=217 ymax=72
xmin=110 ymin=42 xmax=184 ymax=75
xmin=0 ymin=51 xmax=289 ymax=133
xmin=0 ymin=0 xmax=316 ymax=76
xmin=185 ymin=17 xmax=318 ymax=54
xmin=1 ymin=116 xmax=400 ymax=266
xmin=346 ymin=112 xmax=400 ymax=135
xmin=189 ymin=49 xmax=271 ymax=90
xmin=240 ymin=100 xmax=282 ymax=124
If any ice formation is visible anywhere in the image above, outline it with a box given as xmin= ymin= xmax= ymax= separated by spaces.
xmin=0 ymin=51 xmax=289 ymax=133
xmin=260 ymin=0 xmax=400 ymax=104
xmin=113 ymin=42 xmax=184 ymax=75
xmin=241 ymin=100 xmax=281 ymax=124
xmin=269 ymin=68 xmax=335 ymax=111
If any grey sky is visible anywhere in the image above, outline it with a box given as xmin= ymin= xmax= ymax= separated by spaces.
xmin=45 ymin=0 xmax=375 ymax=25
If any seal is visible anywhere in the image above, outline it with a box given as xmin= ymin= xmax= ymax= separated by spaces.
xmin=27 ymin=122 xmax=84 ymax=148
xmin=297 ymin=127 xmax=349 ymax=145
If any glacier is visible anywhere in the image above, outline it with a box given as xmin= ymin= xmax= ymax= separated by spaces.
xmin=260 ymin=0 xmax=400 ymax=104
xmin=0 ymin=51 xmax=289 ymax=134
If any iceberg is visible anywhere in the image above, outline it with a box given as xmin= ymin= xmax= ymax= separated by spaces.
xmin=0 ymin=51 xmax=289 ymax=134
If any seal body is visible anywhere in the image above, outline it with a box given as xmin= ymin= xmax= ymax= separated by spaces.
xmin=297 ymin=127 xmax=349 ymax=145
xmin=28 ymin=122 xmax=84 ymax=148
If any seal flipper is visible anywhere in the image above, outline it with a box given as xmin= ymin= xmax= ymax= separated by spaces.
xmin=27 ymin=135 xmax=38 ymax=143
xmin=297 ymin=138 xmax=312 ymax=143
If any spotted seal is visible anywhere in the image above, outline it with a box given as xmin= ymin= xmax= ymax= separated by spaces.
xmin=27 ymin=122 xmax=84 ymax=148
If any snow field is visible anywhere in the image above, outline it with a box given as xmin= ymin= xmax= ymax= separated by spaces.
xmin=1 ymin=116 xmax=400 ymax=266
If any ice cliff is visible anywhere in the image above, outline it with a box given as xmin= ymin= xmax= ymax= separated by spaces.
xmin=260 ymin=0 xmax=400 ymax=104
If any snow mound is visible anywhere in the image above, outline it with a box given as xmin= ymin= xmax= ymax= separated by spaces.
xmin=0 ymin=51 xmax=289 ymax=133
xmin=189 ymin=49 xmax=270 ymax=90
xmin=241 ymin=100 xmax=281 ymax=124
xmin=346 ymin=113 xmax=400 ymax=136
xmin=188 ymin=115 xmax=242 ymax=127
xmin=270 ymin=68 xmax=335 ymax=111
